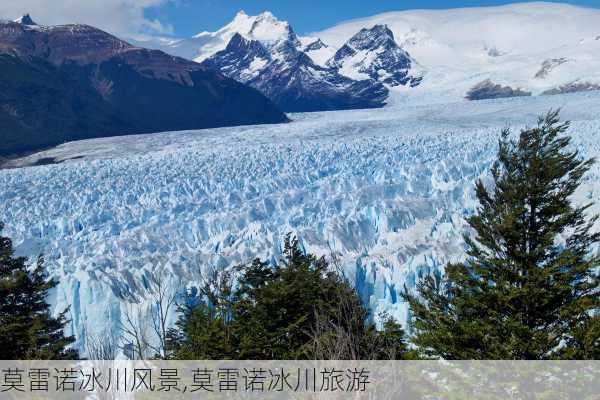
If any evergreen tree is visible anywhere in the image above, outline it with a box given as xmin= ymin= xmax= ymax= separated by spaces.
xmin=0 ymin=223 xmax=78 ymax=359
xmin=368 ymin=316 xmax=416 ymax=360
xmin=404 ymin=111 xmax=599 ymax=359
xmin=169 ymin=235 xmax=412 ymax=359
xmin=167 ymin=270 xmax=237 ymax=359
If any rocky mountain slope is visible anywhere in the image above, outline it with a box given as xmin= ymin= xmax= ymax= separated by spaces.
xmin=315 ymin=2 xmax=600 ymax=104
xmin=137 ymin=3 xmax=600 ymax=106
xmin=135 ymin=11 xmax=422 ymax=112
xmin=327 ymin=24 xmax=421 ymax=87
xmin=0 ymin=16 xmax=286 ymax=155
xmin=199 ymin=16 xmax=390 ymax=112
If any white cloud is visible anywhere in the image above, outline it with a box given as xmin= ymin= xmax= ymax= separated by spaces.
xmin=0 ymin=0 xmax=174 ymax=38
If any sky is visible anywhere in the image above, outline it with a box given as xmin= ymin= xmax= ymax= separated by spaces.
xmin=1 ymin=0 xmax=599 ymax=39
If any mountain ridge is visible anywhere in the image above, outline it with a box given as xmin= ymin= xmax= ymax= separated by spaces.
xmin=327 ymin=24 xmax=422 ymax=87
xmin=132 ymin=11 xmax=424 ymax=112
xmin=314 ymin=2 xmax=600 ymax=103
xmin=134 ymin=3 xmax=600 ymax=106
xmin=0 ymin=16 xmax=287 ymax=155
xmin=200 ymin=17 xmax=397 ymax=112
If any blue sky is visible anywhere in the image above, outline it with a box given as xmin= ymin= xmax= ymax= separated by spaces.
xmin=1 ymin=0 xmax=598 ymax=38
xmin=147 ymin=0 xmax=600 ymax=37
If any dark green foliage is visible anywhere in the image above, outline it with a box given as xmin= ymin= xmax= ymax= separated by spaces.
xmin=169 ymin=235 xmax=412 ymax=360
xmin=0 ymin=223 xmax=78 ymax=359
xmin=561 ymin=313 xmax=600 ymax=359
xmin=405 ymin=110 xmax=599 ymax=359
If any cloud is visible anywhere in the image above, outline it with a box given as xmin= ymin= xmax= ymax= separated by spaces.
xmin=0 ymin=0 xmax=174 ymax=38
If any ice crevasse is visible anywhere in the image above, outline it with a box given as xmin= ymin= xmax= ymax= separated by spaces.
xmin=1 ymin=93 xmax=599 ymax=355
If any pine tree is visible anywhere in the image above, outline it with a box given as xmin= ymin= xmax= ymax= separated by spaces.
xmin=0 ymin=223 xmax=78 ymax=359
xmin=167 ymin=271 xmax=237 ymax=359
xmin=404 ymin=111 xmax=599 ymax=359
xmin=169 ymin=235 xmax=412 ymax=359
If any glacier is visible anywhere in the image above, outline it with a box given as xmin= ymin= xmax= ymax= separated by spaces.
xmin=1 ymin=92 xmax=600 ymax=356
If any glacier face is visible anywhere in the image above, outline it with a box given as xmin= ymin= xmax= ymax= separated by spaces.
xmin=1 ymin=92 xmax=600 ymax=355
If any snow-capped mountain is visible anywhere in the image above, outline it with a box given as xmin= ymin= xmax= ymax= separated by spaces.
xmin=200 ymin=15 xmax=389 ymax=112
xmin=132 ymin=11 xmax=296 ymax=63
xmin=134 ymin=11 xmax=424 ymax=112
xmin=328 ymin=24 xmax=422 ymax=87
xmin=0 ymin=15 xmax=286 ymax=155
xmin=133 ymin=3 xmax=600 ymax=108
xmin=315 ymin=2 xmax=600 ymax=104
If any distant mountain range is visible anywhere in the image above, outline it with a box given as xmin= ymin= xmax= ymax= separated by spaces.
xmin=135 ymin=3 xmax=600 ymax=106
xmin=2 ymin=3 xmax=600 ymax=155
xmin=133 ymin=11 xmax=423 ymax=112
xmin=0 ymin=15 xmax=286 ymax=156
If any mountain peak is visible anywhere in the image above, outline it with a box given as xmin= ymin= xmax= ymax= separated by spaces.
xmin=256 ymin=11 xmax=276 ymax=21
xmin=14 ymin=14 xmax=37 ymax=26
xmin=329 ymin=23 xmax=421 ymax=88
xmin=226 ymin=9 xmax=253 ymax=29
xmin=228 ymin=10 xmax=252 ymax=27
xmin=249 ymin=11 xmax=297 ymax=45
xmin=368 ymin=24 xmax=394 ymax=39
xmin=348 ymin=24 xmax=396 ymax=50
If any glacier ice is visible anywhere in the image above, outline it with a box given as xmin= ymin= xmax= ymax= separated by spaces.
xmin=1 ymin=92 xmax=600 ymax=356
